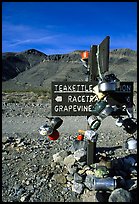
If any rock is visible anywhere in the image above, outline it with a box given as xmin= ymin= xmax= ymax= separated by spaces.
xmin=15 ymin=137 xmax=23 ymax=144
xmin=76 ymin=161 xmax=86 ymax=167
xmin=78 ymin=169 xmax=86 ymax=175
xmin=94 ymin=166 xmax=109 ymax=178
xmin=84 ymin=174 xmax=95 ymax=190
xmin=25 ymin=180 xmax=30 ymax=185
xmin=86 ymin=170 xmax=94 ymax=175
xmin=66 ymin=165 xmax=78 ymax=175
xmin=64 ymin=155 xmax=76 ymax=167
xmin=20 ymin=195 xmax=26 ymax=202
xmin=53 ymin=150 xmax=68 ymax=164
xmin=72 ymin=181 xmax=84 ymax=194
xmin=69 ymin=140 xmax=88 ymax=153
xmin=108 ymin=188 xmax=132 ymax=202
xmin=31 ymin=165 xmax=39 ymax=172
xmin=81 ymin=189 xmax=98 ymax=202
xmin=17 ymin=141 xmax=25 ymax=147
xmin=83 ymin=165 xmax=90 ymax=171
xmin=2 ymin=136 xmax=8 ymax=144
xmin=73 ymin=173 xmax=83 ymax=183
xmin=67 ymin=174 xmax=74 ymax=182
xmin=13 ymin=184 xmax=25 ymax=196
xmin=52 ymin=174 xmax=67 ymax=184
xmin=50 ymin=161 xmax=56 ymax=169
xmin=20 ymin=193 xmax=31 ymax=202
xmin=73 ymin=148 xmax=86 ymax=162
xmin=62 ymin=166 xmax=69 ymax=175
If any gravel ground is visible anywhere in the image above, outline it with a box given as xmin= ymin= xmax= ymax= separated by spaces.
xmin=2 ymin=93 xmax=137 ymax=202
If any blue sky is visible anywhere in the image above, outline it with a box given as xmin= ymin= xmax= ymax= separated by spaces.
xmin=2 ymin=2 xmax=137 ymax=54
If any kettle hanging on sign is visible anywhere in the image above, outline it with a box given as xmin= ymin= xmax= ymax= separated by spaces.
xmin=38 ymin=116 xmax=63 ymax=140
xmin=125 ymin=136 xmax=137 ymax=150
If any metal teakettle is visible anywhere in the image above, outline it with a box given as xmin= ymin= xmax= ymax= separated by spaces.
xmin=46 ymin=116 xmax=63 ymax=130
xmin=125 ymin=136 xmax=137 ymax=150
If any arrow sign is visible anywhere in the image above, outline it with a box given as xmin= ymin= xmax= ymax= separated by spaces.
xmin=55 ymin=95 xmax=63 ymax=102
xmin=52 ymin=81 xmax=133 ymax=116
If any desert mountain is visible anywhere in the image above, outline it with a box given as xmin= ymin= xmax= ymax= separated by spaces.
xmin=2 ymin=48 xmax=137 ymax=92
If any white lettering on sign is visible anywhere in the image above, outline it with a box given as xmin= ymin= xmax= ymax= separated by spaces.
xmin=68 ymin=95 xmax=95 ymax=103
xmin=126 ymin=96 xmax=131 ymax=103
xmin=54 ymin=105 xmax=92 ymax=112
xmin=54 ymin=84 xmax=94 ymax=93
xmin=52 ymin=81 xmax=133 ymax=116
xmin=119 ymin=85 xmax=131 ymax=92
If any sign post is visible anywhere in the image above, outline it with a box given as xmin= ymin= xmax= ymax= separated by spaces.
xmin=87 ymin=36 xmax=110 ymax=165
xmin=51 ymin=36 xmax=134 ymax=166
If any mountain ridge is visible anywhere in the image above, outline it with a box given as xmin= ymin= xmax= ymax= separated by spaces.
xmin=2 ymin=48 xmax=137 ymax=92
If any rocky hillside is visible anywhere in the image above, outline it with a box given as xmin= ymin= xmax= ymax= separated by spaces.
xmin=109 ymin=49 xmax=137 ymax=83
xmin=2 ymin=48 xmax=137 ymax=92
xmin=2 ymin=49 xmax=48 ymax=81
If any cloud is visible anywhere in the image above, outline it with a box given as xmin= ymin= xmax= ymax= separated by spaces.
xmin=2 ymin=22 xmax=137 ymax=54
xmin=2 ymin=22 xmax=62 ymax=49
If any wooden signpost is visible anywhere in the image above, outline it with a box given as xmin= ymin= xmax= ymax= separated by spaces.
xmin=87 ymin=36 xmax=110 ymax=165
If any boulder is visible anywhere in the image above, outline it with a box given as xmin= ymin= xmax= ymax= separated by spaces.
xmin=108 ymin=188 xmax=132 ymax=202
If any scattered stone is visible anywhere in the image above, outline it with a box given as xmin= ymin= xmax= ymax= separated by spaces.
xmin=72 ymin=181 xmax=84 ymax=194
xmin=86 ymin=170 xmax=94 ymax=175
xmin=2 ymin=136 xmax=8 ymax=144
xmin=66 ymin=174 xmax=74 ymax=182
xmin=17 ymin=141 xmax=25 ymax=147
xmin=73 ymin=148 xmax=86 ymax=162
xmin=108 ymin=188 xmax=132 ymax=202
xmin=73 ymin=173 xmax=83 ymax=183
xmin=94 ymin=166 xmax=109 ymax=178
xmin=81 ymin=188 xmax=98 ymax=202
xmin=76 ymin=161 xmax=86 ymax=167
xmin=52 ymin=174 xmax=67 ymax=184
xmin=25 ymin=180 xmax=30 ymax=185
xmin=69 ymin=140 xmax=88 ymax=153
xmin=84 ymin=165 xmax=90 ymax=171
xmin=15 ymin=138 xmax=23 ymax=144
xmin=2 ymin=95 xmax=137 ymax=202
xmin=53 ymin=150 xmax=68 ymax=164
xmin=84 ymin=174 xmax=95 ymax=190
xmin=20 ymin=195 xmax=26 ymax=202
xmin=64 ymin=155 xmax=76 ymax=167
xmin=78 ymin=169 xmax=86 ymax=175
xmin=66 ymin=165 xmax=78 ymax=175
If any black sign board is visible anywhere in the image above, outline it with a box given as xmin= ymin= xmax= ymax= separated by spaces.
xmin=51 ymin=81 xmax=133 ymax=116
xmin=98 ymin=36 xmax=110 ymax=75
xmin=109 ymin=82 xmax=134 ymax=116
xmin=89 ymin=36 xmax=110 ymax=81
xmin=51 ymin=81 xmax=97 ymax=116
